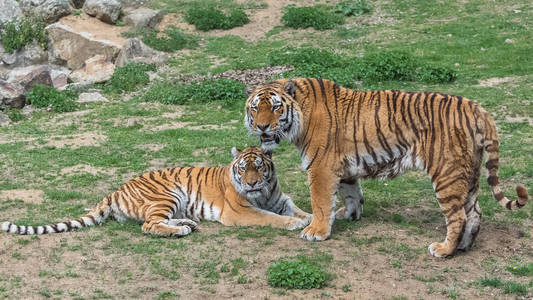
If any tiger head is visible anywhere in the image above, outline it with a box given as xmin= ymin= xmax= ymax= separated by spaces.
xmin=230 ymin=146 xmax=275 ymax=199
xmin=244 ymin=80 xmax=301 ymax=151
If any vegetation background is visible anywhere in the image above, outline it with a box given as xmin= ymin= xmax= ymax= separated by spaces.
xmin=0 ymin=0 xmax=532 ymax=298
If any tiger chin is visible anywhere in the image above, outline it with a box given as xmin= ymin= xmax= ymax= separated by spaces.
xmin=244 ymin=78 xmax=529 ymax=257
xmin=1 ymin=147 xmax=312 ymax=237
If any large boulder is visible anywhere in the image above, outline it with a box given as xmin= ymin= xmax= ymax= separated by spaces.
xmin=116 ymin=38 xmax=168 ymax=67
xmin=20 ymin=0 xmax=72 ymax=24
xmin=1 ymin=41 xmax=48 ymax=69
xmin=83 ymin=0 xmax=122 ymax=24
xmin=0 ymin=80 xmax=26 ymax=109
xmin=7 ymin=65 xmax=53 ymax=93
xmin=124 ymin=8 xmax=164 ymax=29
xmin=0 ymin=0 xmax=23 ymax=29
xmin=46 ymin=23 xmax=122 ymax=69
xmin=68 ymin=54 xmax=114 ymax=84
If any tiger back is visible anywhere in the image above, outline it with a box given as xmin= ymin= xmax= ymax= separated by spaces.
xmin=1 ymin=147 xmax=312 ymax=237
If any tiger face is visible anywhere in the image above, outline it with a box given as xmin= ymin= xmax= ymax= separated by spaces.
xmin=244 ymin=81 xmax=301 ymax=151
xmin=230 ymin=147 xmax=274 ymax=199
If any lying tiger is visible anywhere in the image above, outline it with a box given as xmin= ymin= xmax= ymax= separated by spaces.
xmin=244 ymin=77 xmax=529 ymax=257
xmin=1 ymin=147 xmax=312 ymax=236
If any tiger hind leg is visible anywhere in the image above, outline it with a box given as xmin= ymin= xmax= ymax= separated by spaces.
xmin=142 ymin=220 xmax=193 ymax=237
xmin=428 ymin=172 xmax=468 ymax=258
xmin=167 ymin=218 xmax=198 ymax=231
xmin=457 ymin=176 xmax=482 ymax=251
xmin=335 ymin=178 xmax=364 ymax=221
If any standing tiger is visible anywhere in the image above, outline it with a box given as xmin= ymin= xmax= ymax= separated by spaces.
xmin=1 ymin=147 xmax=312 ymax=237
xmin=244 ymin=77 xmax=528 ymax=257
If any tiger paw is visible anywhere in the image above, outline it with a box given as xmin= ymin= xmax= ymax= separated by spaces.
xmin=173 ymin=225 xmax=192 ymax=236
xmin=169 ymin=219 xmax=198 ymax=230
xmin=286 ymin=217 xmax=309 ymax=231
xmin=299 ymin=222 xmax=331 ymax=241
xmin=428 ymin=242 xmax=454 ymax=258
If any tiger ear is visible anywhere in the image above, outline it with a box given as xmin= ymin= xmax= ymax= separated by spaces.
xmin=244 ymin=85 xmax=253 ymax=96
xmin=263 ymin=150 xmax=272 ymax=159
xmin=284 ymin=81 xmax=296 ymax=98
xmin=231 ymin=147 xmax=241 ymax=159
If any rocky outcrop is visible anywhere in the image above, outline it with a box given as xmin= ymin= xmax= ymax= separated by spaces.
xmin=49 ymin=65 xmax=71 ymax=89
xmin=0 ymin=80 xmax=26 ymax=109
xmin=20 ymin=0 xmax=72 ymax=24
xmin=116 ymin=38 xmax=168 ymax=67
xmin=0 ymin=111 xmax=10 ymax=127
xmin=124 ymin=8 xmax=164 ymax=29
xmin=7 ymin=65 xmax=53 ymax=93
xmin=68 ymin=54 xmax=114 ymax=83
xmin=1 ymin=41 xmax=48 ymax=70
xmin=70 ymin=0 xmax=86 ymax=9
xmin=77 ymin=91 xmax=108 ymax=103
xmin=46 ymin=23 xmax=122 ymax=69
xmin=83 ymin=0 xmax=122 ymax=24
xmin=0 ymin=0 xmax=23 ymax=29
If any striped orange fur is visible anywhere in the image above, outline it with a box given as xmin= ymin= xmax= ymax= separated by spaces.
xmin=244 ymin=78 xmax=528 ymax=257
xmin=1 ymin=147 xmax=312 ymax=237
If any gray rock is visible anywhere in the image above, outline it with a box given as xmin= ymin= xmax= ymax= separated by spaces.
xmin=124 ymin=8 xmax=164 ymax=29
xmin=1 ymin=41 xmax=48 ymax=69
xmin=83 ymin=0 xmax=122 ymax=24
xmin=49 ymin=65 xmax=71 ymax=89
xmin=68 ymin=54 xmax=115 ymax=83
xmin=116 ymin=38 xmax=167 ymax=67
xmin=20 ymin=0 xmax=72 ymax=24
xmin=0 ymin=0 xmax=23 ymax=29
xmin=0 ymin=80 xmax=26 ymax=109
xmin=46 ymin=23 xmax=122 ymax=70
xmin=7 ymin=65 xmax=53 ymax=93
xmin=0 ymin=111 xmax=11 ymax=127
xmin=77 ymin=92 xmax=108 ymax=103
xmin=21 ymin=104 xmax=36 ymax=117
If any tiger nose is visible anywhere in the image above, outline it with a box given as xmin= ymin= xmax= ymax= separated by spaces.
xmin=257 ymin=124 xmax=269 ymax=131
xmin=248 ymin=180 xmax=258 ymax=187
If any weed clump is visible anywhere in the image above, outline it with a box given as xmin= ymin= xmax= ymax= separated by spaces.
xmin=184 ymin=7 xmax=249 ymax=31
xmin=335 ymin=0 xmax=372 ymax=16
xmin=26 ymin=85 xmax=78 ymax=113
xmin=0 ymin=17 xmax=47 ymax=54
xmin=106 ymin=63 xmax=156 ymax=93
xmin=281 ymin=5 xmax=344 ymax=30
xmin=144 ymin=79 xmax=245 ymax=106
xmin=268 ymin=47 xmax=457 ymax=87
xmin=141 ymin=27 xmax=198 ymax=52
xmin=267 ymin=256 xmax=330 ymax=289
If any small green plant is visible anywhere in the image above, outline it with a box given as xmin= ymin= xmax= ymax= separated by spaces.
xmin=267 ymin=256 xmax=330 ymax=289
xmin=478 ymin=276 xmax=504 ymax=288
xmin=142 ymin=27 xmax=198 ymax=52
xmin=335 ymin=0 xmax=371 ymax=16
xmin=73 ymin=10 xmax=82 ymax=16
xmin=341 ymin=284 xmax=352 ymax=292
xmin=26 ymin=85 xmax=78 ymax=113
xmin=3 ymin=109 xmax=25 ymax=123
xmin=144 ymin=79 xmax=245 ymax=106
xmin=281 ymin=5 xmax=344 ymax=30
xmin=237 ymin=274 xmax=247 ymax=284
xmin=503 ymin=281 xmax=527 ymax=295
xmin=506 ymin=263 xmax=533 ymax=277
xmin=0 ymin=17 xmax=47 ymax=53
xmin=106 ymin=63 xmax=156 ymax=93
xmin=184 ymin=6 xmax=249 ymax=31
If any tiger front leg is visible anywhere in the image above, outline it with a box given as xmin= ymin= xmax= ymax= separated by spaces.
xmin=299 ymin=167 xmax=339 ymax=241
xmin=278 ymin=194 xmax=313 ymax=227
xmin=220 ymin=205 xmax=308 ymax=230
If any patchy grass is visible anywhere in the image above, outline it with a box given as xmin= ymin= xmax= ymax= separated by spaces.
xmin=1 ymin=0 xmax=532 ymax=298
xmin=267 ymin=255 xmax=331 ymax=289
xmin=105 ymin=63 xmax=157 ymax=93
xmin=184 ymin=6 xmax=249 ymax=31
xmin=26 ymin=85 xmax=78 ymax=113
xmin=281 ymin=5 xmax=344 ymax=30
xmin=141 ymin=26 xmax=198 ymax=52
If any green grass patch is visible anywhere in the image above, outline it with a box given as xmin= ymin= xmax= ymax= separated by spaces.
xmin=334 ymin=0 xmax=371 ymax=16
xmin=26 ymin=85 xmax=78 ymax=113
xmin=267 ymin=255 xmax=331 ymax=289
xmin=141 ymin=26 xmax=198 ymax=52
xmin=281 ymin=5 xmax=344 ymax=30
xmin=503 ymin=281 xmax=528 ymax=295
xmin=144 ymin=79 xmax=245 ymax=107
xmin=507 ymin=263 xmax=533 ymax=277
xmin=105 ymin=63 xmax=156 ymax=94
xmin=184 ymin=6 xmax=249 ymax=31
xmin=0 ymin=17 xmax=47 ymax=53
xmin=268 ymin=47 xmax=456 ymax=86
